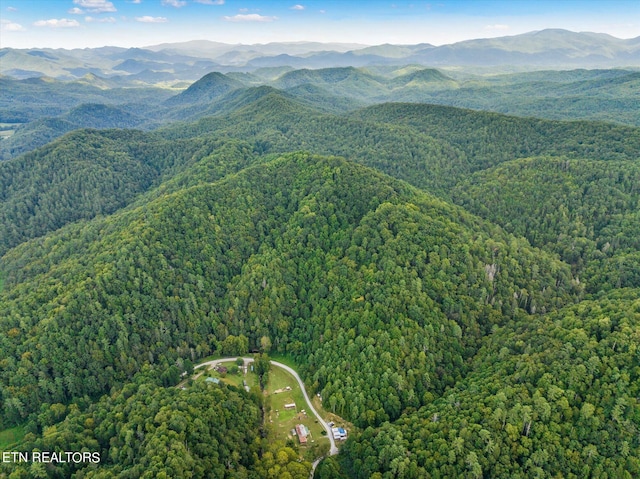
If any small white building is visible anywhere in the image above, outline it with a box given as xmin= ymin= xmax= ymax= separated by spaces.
xmin=332 ymin=427 xmax=347 ymax=440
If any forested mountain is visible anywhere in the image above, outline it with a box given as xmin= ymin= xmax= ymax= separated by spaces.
xmin=404 ymin=29 xmax=640 ymax=67
xmin=164 ymin=96 xmax=640 ymax=196
xmin=3 ymin=65 xmax=639 ymax=162
xmin=385 ymin=69 xmax=640 ymax=126
xmin=0 ymin=132 xmax=257 ymax=255
xmin=0 ymin=104 xmax=149 ymax=160
xmin=389 ymin=68 xmax=458 ymax=90
xmin=0 ymin=76 xmax=172 ymax=123
xmin=339 ymin=290 xmax=640 ymax=478
xmin=5 ymin=96 xmax=638 ymax=260
xmin=0 ymin=76 xmax=172 ymax=160
xmin=452 ymin=157 xmax=640 ymax=291
xmin=0 ymin=153 xmax=578 ymax=422
xmin=273 ymin=67 xmax=386 ymax=101
xmin=164 ymin=71 xmax=244 ymax=107
xmin=2 ymin=93 xmax=639 ymax=294
xmin=1 ymin=49 xmax=639 ymax=478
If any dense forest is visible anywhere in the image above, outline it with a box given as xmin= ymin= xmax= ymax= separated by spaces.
xmin=2 ymin=65 xmax=639 ymax=161
xmin=338 ymin=290 xmax=640 ymax=478
xmin=0 ymin=64 xmax=638 ymax=478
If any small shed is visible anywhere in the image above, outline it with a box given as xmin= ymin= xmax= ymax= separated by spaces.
xmin=296 ymin=424 xmax=309 ymax=445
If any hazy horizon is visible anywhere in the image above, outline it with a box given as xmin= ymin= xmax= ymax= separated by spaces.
xmin=1 ymin=0 xmax=638 ymax=50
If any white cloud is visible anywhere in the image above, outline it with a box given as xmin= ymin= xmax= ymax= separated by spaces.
xmin=34 ymin=18 xmax=81 ymax=28
xmin=135 ymin=16 xmax=168 ymax=23
xmin=132 ymin=0 xmax=142 ymax=3
xmin=68 ymin=7 xmax=84 ymax=14
xmin=1 ymin=19 xmax=24 ymax=31
xmin=291 ymin=4 xmax=305 ymax=10
xmin=161 ymin=0 xmax=186 ymax=7
xmin=73 ymin=0 xmax=116 ymax=13
xmin=7 ymin=6 xmax=18 ymax=12
xmin=85 ymin=16 xmax=116 ymax=23
xmin=223 ymin=14 xmax=277 ymax=22
xmin=485 ymin=24 xmax=510 ymax=31
xmin=194 ymin=0 xmax=224 ymax=4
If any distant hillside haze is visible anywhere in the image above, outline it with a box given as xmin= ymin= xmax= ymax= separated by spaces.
xmin=3 ymin=63 xmax=639 ymax=161
xmin=1 ymin=29 xmax=637 ymax=81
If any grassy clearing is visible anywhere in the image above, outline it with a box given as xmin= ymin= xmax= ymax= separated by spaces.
xmin=197 ymin=361 xmax=258 ymax=390
xmin=268 ymin=353 xmax=298 ymax=370
xmin=0 ymin=426 xmax=25 ymax=449
xmin=266 ymin=365 xmax=330 ymax=452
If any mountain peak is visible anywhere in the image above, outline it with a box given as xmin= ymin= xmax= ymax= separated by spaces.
xmin=164 ymin=71 xmax=244 ymax=106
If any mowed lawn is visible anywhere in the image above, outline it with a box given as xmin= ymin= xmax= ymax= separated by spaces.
xmin=0 ymin=426 xmax=25 ymax=449
xmin=265 ymin=365 xmax=330 ymax=452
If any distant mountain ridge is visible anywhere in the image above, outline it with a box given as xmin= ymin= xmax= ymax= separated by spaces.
xmin=3 ymin=63 xmax=639 ymax=160
xmin=1 ymin=29 xmax=638 ymax=81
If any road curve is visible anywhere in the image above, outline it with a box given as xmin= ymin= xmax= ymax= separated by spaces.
xmin=193 ymin=357 xmax=338 ymax=457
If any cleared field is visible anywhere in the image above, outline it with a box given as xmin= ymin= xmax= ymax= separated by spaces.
xmin=266 ymin=365 xmax=330 ymax=453
xmin=0 ymin=122 xmax=21 ymax=139
xmin=198 ymin=360 xmax=258 ymax=389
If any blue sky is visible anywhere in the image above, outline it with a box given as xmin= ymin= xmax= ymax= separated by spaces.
xmin=1 ymin=0 xmax=638 ymax=49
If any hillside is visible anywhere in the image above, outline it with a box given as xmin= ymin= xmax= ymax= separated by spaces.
xmin=163 ymin=71 xmax=244 ymax=106
xmin=338 ymin=290 xmax=640 ymax=478
xmin=452 ymin=157 xmax=640 ymax=291
xmin=0 ymin=76 xmax=172 ymax=123
xmin=0 ymin=131 xmax=257 ymax=255
xmin=163 ymin=96 xmax=640 ymax=197
xmin=4 ymin=97 xmax=638 ymax=263
xmin=348 ymin=103 xmax=640 ymax=189
xmin=3 ymin=378 xmax=309 ymax=478
xmin=0 ymin=104 xmax=149 ymax=161
xmin=0 ymin=154 xmax=578 ymax=428
xmin=0 ymin=76 xmax=173 ymax=160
